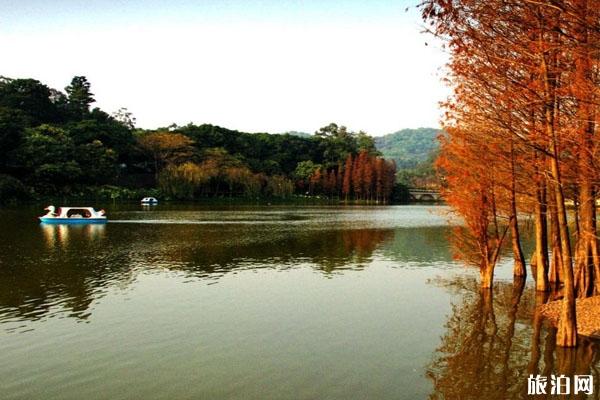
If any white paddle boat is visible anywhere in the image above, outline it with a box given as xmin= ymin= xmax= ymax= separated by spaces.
xmin=39 ymin=206 xmax=107 ymax=224
xmin=141 ymin=197 xmax=158 ymax=205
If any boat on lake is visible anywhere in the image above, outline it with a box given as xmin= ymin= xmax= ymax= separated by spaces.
xmin=39 ymin=206 xmax=107 ymax=224
xmin=141 ymin=197 xmax=158 ymax=205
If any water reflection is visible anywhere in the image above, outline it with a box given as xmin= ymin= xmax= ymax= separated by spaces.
xmin=41 ymin=223 xmax=106 ymax=247
xmin=384 ymin=227 xmax=453 ymax=263
xmin=428 ymin=277 xmax=600 ymax=399
xmin=165 ymin=227 xmax=396 ymax=275
xmin=4 ymin=208 xmax=447 ymax=328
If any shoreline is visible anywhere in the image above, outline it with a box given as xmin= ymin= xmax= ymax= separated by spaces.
xmin=2 ymin=195 xmax=440 ymax=207
xmin=540 ymin=296 xmax=600 ymax=339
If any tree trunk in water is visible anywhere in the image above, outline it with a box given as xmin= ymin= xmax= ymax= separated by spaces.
xmin=509 ymin=142 xmax=526 ymax=277
xmin=539 ymin=41 xmax=576 ymax=347
xmin=530 ymin=252 xmax=537 ymax=282
xmin=574 ymin=180 xmax=597 ymax=298
xmin=480 ymin=259 xmax=495 ymax=289
xmin=592 ymin=204 xmax=600 ymax=295
xmin=534 ymin=182 xmax=549 ymax=291
xmin=548 ymin=189 xmax=563 ymax=284
xmin=572 ymin=3 xmax=599 ymax=297
xmin=510 ymin=214 xmax=526 ymax=277
xmin=528 ymin=291 xmax=549 ymax=376
xmin=549 ymin=113 xmax=576 ymax=348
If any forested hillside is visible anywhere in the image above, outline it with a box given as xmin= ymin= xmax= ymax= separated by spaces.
xmin=374 ymin=128 xmax=440 ymax=169
xmin=0 ymin=76 xmax=406 ymax=203
xmin=374 ymin=128 xmax=440 ymax=189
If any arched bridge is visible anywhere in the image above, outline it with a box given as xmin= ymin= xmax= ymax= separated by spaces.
xmin=409 ymin=188 xmax=442 ymax=202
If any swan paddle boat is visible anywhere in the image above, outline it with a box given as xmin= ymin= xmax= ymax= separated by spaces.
xmin=141 ymin=197 xmax=158 ymax=205
xmin=39 ymin=206 xmax=107 ymax=224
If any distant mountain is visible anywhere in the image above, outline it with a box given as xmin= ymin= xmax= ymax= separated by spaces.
xmin=374 ymin=128 xmax=441 ymax=169
xmin=278 ymin=131 xmax=312 ymax=138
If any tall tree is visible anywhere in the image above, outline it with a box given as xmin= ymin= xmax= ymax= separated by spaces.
xmin=421 ymin=0 xmax=600 ymax=346
xmin=342 ymin=155 xmax=353 ymax=201
xmin=138 ymin=132 xmax=195 ymax=181
xmin=65 ymin=76 xmax=95 ymax=118
xmin=0 ymin=78 xmax=59 ymax=124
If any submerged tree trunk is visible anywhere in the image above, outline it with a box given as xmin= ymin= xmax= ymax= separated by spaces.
xmin=509 ymin=141 xmax=526 ymax=277
xmin=509 ymin=214 xmax=526 ymax=277
xmin=538 ymin=38 xmax=576 ymax=346
xmin=548 ymin=188 xmax=563 ymax=285
xmin=572 ymin=6 xmax=600 ymax=297
xmin=548 ymin=110 xmax=577 ymax=348
xmin=575 ymin=179 xmax=598 ymax=298
xmin=480 ymin=258 xmax=495 ymax=289
xmin=534 ymin=179 xmax=549 ymax=291
xmin=528 ymin=291 xmax=549 ymax=377
xmin=551 ymin=134 xmax=577 ymax=347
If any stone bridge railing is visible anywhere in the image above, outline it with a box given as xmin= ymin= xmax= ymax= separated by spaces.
xmin=408 ymin=188 xmax=442 ymax=202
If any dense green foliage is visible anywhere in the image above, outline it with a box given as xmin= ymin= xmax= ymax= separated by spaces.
xmin=396 ymin=150 xmax=439 ymax=189
xmin=0 ymin=174 xmax=28 ymax=203
xmin=374 ymin=128 xmax=440 ymax=169
xmin=0 ymin=76 xmax=135 ymax=201
xmin=278 ymin=131 xmax=312 ymax=138
xmin=374 ymin=128 xmax=441 ymax=189
xmin=0 ymin=76 xmax=408 ymax=203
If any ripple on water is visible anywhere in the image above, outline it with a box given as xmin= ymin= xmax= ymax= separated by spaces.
xmin=0 ymin=205 xmax=468 ymax=400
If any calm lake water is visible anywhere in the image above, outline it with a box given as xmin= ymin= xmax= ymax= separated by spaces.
xmin=0 ymin=205 xmax=599 ymax=399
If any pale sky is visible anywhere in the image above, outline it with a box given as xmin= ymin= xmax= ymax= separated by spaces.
xmin=0 ymin=0 xmax=448 ymax=135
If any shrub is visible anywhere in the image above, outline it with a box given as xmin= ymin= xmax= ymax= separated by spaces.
xmin=0 ymin=174 xmax=29 ymax=203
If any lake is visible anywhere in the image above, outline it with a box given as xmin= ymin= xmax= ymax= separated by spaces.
xmin=1 ymin=205 xmax=598 ymax=399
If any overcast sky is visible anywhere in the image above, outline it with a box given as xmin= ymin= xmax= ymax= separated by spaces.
xmin=0 ymin=0 xmax=448 ymax=135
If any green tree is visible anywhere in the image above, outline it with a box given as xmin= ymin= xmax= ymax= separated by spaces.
xmin=75 ymin=140 xmax=118 ymax=185
xmin=356 ymin=130 xmax=379 ymax=155
xmin=16 ymin=124 xmax=82 ymax=191
xmin=0 ymin=107 xmax=28 ymax=170
xmin=111 ymin=107 xmax=136 ymax=130
xmin=0 ymin=77 xmax=60 ymax=124
xmin=65 ymin=109 xmax=135 ymax=160
xmin=0 ymin=174 xmax=28 ymax=203
xmin=294 ymin=160 xmax=321 ymax=180
xmin=315 ymin=123 xmax=346 ymax=138
xmin=315 ymin=123 xmax=357 ymax=167
xmin=65 ymin=76 xmax=95 ymax=118
xmin=374 ymin=128 xmax=441 ymax=169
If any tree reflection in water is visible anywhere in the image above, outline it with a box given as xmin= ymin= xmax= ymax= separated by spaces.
xmin=0 ymin=225 xmax=394 ymax=327
xmin=128 ymin=226 xmax=396 ymax=275
xmin=428 ymin=276 xmax=600 ymax=399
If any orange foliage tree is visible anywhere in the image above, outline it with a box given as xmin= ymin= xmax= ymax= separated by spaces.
xmin=308 ymin=150 xmax=396 ymax=203
xmin=422 ymin=0 xmax=600 ymax=346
